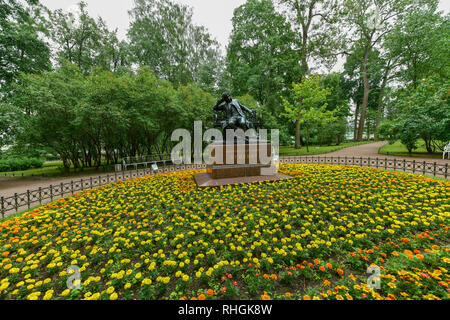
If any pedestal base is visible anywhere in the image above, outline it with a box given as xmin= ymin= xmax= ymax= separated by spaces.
xmin=194 ymin=172 xmax=294 ymax=188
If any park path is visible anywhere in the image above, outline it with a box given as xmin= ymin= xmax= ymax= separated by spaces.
xmin=319 ymin=141 xmax=449 ymax=165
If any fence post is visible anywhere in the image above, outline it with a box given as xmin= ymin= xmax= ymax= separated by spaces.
xmin=403 ymin=159 xmax=406 ymax=172
xmin=393 ymin=159 xmax=396 ymax=172
xmin=413 ymin=160 xmax=416 ymax=174
xmin=50 ymin=185 xmax=53 ymax=202
xmin=39 ymin=187 xmax=42 ymax=205
xmin=81 ymin=178 xmax=84 ymax=191
xmin=385 ymin=158 xmax=387 ymax=170
xmin=14 ymin=193 xmax=18 ymax=213
xmin=445 ymin=163 xmax=448 ymax=180
xmin=368 ymin=157 xmax=371 ymax=168
xmin=71 ymin=180 xmax=74 ymax=195
xmin=376 ymin=157 xmax=379 ymax=169
xmin=1 ymin=197 xmax=4 ymax=218
xmin=27 ymin=190 xmax=30 ymax=210
xmin=423 ymin=161 xmax=426 ymax=175
xmin=433 ymin=162 xmax=437 ymax=177
xmin=90 ymin=177 xmax=93 ymax=189
xmin=61 ymin=182 xmax=64 ymax=197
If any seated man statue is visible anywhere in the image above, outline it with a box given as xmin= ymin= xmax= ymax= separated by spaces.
xmin=213 ymin=92 xmax=257 ymax=140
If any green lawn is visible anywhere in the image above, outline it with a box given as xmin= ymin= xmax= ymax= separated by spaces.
xmin=379 ymin=140 xmax=445 ymax=159
xmin=279 ymin=141 xmax=372 ymax=156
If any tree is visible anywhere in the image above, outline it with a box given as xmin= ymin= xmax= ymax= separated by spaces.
xmin=49 ymin=1 xmax=129 ymax=73
xmin=278 ymin=0 xmax=341 ymax=148
xmin=385 ymin=3 xmax=449 ymax=88
xmin=0 ymin=103 xmax=22 ymax=153
xmin=340 ymin=0 xmax=427 ymax=141
xmin=0 ymin=0 xmax=50 ymax=93
xmin=387 ymin=75 xmax=450 ymax=153
xmin=227 ymin=0 xmax=300 ymax=113
xmin=283 ymin=75 xmax=337 ymax=152
xmin=128 ymin=0 xmax=221 ymax=88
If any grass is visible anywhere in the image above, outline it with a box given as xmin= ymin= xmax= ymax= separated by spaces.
xmin=379 ymin=140 xmax=445 ymax=159
xmin=279 ymin=141 xmax=372 ymax=156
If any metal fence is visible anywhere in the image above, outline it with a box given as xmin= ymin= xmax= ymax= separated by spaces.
xmin=279 ymin=156 xmax=449 ymax=179
xmin=0 ymin=155 xmax=448 ymax=218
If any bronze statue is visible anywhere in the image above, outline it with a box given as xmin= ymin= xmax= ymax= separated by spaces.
xmin=213 ymin=93 xmax=261 ymax=139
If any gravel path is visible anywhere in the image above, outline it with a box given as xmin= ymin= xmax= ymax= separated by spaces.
xmin=321 ymin=141 xmax=449 ymax=165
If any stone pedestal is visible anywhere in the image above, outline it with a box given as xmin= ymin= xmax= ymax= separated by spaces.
xmin=194 ymin=141 xmax=293 ymax=188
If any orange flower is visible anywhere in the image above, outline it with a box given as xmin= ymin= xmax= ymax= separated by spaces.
xmin=1 ymin=251 xmax=9 ymax=258
xmin=314 ymin=259 xmax=320 ymax=265
xmin=270 ymin=274 xmax=277 ymax=280
xmin=198 ymin=294 xmax=205 ymax=300
xmin=206 ymin=289 xmax=215 ymax=296
xmin=285 ymin=292 xmax=291 ymax=297
xmin=326 ymin=263 xmax=333 ymax=270
xmin=261 ymin=292 xmax=270 ymax=300
xmin=392 ymin=251 xmax=399 ymax=257
xmin=416 ymin=254 xmax=424 ymax=260
xmin=337 ymin=268 xmax=344 ymax=276
xmin=303 ymin=295 xmax=311 ymax=300
xmin=319 ymin=266 xmax=325 ymax=272
xmin=323 ymin=279 xmax=331 ymax=286
xmin=404 ymin=250 xmax=413 ymax=258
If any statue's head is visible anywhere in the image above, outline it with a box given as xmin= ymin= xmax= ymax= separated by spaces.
xmin=222 ymin=92 xmax=232 ymax=103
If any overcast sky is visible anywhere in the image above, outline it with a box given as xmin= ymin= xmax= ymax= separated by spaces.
xmin=41 ymin=0 xmax=450 ymax=64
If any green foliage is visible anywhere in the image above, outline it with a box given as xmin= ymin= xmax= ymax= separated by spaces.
xmin=283 ymin=75 xmax=338 ymax=151
xmin=227 ymin=0 xmax=300 ymax=112
xmin=49 ymin=1 xmax=129 ymax=73
xmin=0 ymin=157 xmax=44 ymax=172
xmin=128 ymin=0 xmax=221 ymax=89
xmin=317 ymin=119 xmax=348 ymax=146
xmin=383 ymin=75 xmax=450 ymax=153
xmin=0 ymin=0 xmax=50 ymax=92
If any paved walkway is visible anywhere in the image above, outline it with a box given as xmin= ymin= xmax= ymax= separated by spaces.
xmin=318 ymin=141 xmax=449 ymax=165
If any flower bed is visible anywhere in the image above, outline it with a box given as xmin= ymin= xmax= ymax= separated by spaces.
xmin=0 ymin=164 xmax=449 ymax=300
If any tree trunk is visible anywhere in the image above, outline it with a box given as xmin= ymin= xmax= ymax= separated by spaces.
xmin=375 ymin=61 xmax=392 ymax=140
xmin=295 ymin=24 xmax=309 ymax=149
xmin=357 ymin=49 xmax=370 ymax=141
xmin=295 ymin=119 xmax=301 ymax=149
xmin=354 ymin=103 xmax=360 ymax=142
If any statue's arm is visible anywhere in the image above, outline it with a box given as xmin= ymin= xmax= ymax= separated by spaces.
xmin=214 ymin=99 xmax=225 ymax=111
xmin=239 ymin=103 xmax=253 ymax=114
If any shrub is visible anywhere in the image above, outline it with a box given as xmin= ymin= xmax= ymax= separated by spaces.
xmin=0 ymin=157 xmax=44 ymax=172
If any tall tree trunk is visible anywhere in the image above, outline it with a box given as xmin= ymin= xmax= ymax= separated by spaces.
xmin=295 ymin=23 xmax=309 ymax=149
xmin=354 ymin=103 xmax=360 ymax=142
xmin=295 ymin=119 xmax=301 ymax=149
xmin=357 ymin=48 xmax=370 ymax=141
xmin=375 ymin=60 xmax=392 ymax=140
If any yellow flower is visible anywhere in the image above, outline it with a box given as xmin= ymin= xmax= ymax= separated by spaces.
xmin=61 ymin=289 xmax=71 ymax=297
xmin=106 ymin=286 xmax=115 ymax=294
